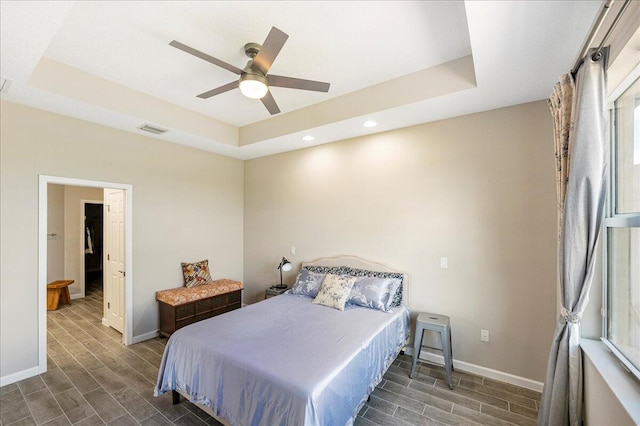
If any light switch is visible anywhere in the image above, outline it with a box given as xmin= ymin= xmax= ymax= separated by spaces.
xmin=440 ymin=257 xmax=448 ymax=269
xmin=290 ymin=246 xmax=296 ymax=255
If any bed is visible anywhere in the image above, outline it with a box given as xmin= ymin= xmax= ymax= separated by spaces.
xmin=154 ymin=256 xmax=410 ymax=425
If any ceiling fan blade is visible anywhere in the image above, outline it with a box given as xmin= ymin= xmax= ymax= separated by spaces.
xmin=267 ymin=75 xmax=330 ymax=93
xmin=197 ymin=81 xmax=238 ymax=99
xmin=252 ymin=27 xmax=289 ymax=75
xmin=261 ymin=90 xmax=281 ymax=115
xmin=170 ymin=40 xmax=243 ymax=75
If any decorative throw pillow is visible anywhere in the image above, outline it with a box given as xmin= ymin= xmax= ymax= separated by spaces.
xmin=312 ymin=274 xmax=357 ymax=311
xmin=181 ymin=259 xmax=213 ymax=288
xmin=347 ymin=277 xmax=401 ymax=312
xmin=290 ymin=268 xmax=325 ymax=298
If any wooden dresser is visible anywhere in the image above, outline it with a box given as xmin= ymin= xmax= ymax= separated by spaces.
xmin=157 ymin=279 xmax=242 ymax=337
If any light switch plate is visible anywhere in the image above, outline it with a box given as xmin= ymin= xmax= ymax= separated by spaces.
xmin=440 ymin=257 xmax=448 ymax=269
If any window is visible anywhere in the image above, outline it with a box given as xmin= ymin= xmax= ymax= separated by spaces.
xmin=603 ymin=71 xmax=640 ymax=381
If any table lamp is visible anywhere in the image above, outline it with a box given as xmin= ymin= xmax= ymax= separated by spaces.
xmin=276 ymin=257 xmax=292 ymax=289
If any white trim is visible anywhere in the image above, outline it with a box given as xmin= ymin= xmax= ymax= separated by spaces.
xmin=404 ymin=346 xmax=544 ymax=393
xmin=607 ymin=62 xmax=640 ymax=106
xmin=581 ymin=338 xmax=640 ymax=424
xmin=0 ymin=365 xmax=45 ymax=387
xmin=37 ymin=175 xmax=134 ymax=382
xmin=131 ymin=330 xmax=160 ymax=344
xmin=80 ymin=199 xmax=103 ymax=299
xmin=38 ymin=177 xmax=48 ymax=372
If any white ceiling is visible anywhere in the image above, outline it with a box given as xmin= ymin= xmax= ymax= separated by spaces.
xmin=1 ymin=1 xmax=603 ymax=160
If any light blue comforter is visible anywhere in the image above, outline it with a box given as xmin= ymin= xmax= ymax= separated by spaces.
xmin=154 ymin=293 xmax=410 ymax=426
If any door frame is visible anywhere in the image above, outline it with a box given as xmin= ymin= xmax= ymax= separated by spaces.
xmin=38 ymin=175 xmax=133 ymax=371
xmin=80 ymin=199 xmax=104 ymax=299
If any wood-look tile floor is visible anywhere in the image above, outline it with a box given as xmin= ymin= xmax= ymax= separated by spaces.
xmin=0 ymin=287 xmax=540 ymax=425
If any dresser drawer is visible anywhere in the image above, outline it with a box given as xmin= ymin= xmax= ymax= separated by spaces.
xmin=211 ymin=294 xmax=227 ymax=309
xmin=228 ymin=290 xmax=242 ymax=304
xmin=175 ymin=303 xmax=194 ymax=320
xmin=159 ymin=288 xmax=243 ymax=337
xmin=195 ymin=298 xmax=212 ymax=314
xmin=176 ymin=316 xmax=196 ymax=330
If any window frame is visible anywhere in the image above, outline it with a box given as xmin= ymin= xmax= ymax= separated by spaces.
xmin=601 ymin=64 xmax=640 ymax=382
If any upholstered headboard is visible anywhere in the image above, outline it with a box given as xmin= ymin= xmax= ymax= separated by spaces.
xmin=301 ymin=255 xmax=410 ymax=306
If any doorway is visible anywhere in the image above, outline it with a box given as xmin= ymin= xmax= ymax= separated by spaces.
xmin=82 ymin=201 xmax=104 ymax=297
xmin=38 ymin=175 xmax=133 ymax=375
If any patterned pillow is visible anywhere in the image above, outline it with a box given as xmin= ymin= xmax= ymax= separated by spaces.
xmin=347 ymin=276 xmax=401 ymax=312
xmin=312 ymin=274 xmax=357 ymax=311
xmin=304 ymin=265 xmax=404 ymax=307
xmin=289 ymin=269 xmax=325 ymax=298
xmin=181 ymin=259 xmax=214 ymax=288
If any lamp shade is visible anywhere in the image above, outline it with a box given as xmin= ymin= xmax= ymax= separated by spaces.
xmin=281 ymin=260 xmax=292 ymax=272
xmin=239 ymin=72 xmax=268 ymax=99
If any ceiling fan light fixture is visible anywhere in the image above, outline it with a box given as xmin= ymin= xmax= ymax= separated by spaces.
xmin=239 ymin=72 xmax=268 ymax=99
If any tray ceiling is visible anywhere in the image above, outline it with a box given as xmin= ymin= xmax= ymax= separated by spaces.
xmin=1 ymin=1 xmax=602 ymax=159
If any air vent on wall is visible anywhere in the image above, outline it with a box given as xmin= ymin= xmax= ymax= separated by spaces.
xmin=138 ymin=123 xmax=168 ymax=135
xmin=0 ymin=77 xmax=12 ymax=94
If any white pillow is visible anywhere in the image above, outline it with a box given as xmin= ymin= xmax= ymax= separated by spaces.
xmin=312 ymin=274 xmax=357 ymax=311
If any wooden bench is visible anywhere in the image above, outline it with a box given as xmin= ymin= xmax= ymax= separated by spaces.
xmin=47 ymin=280 xmax=74 ymax=311
xmin=156 ymin=279 xmax=243 ymax=337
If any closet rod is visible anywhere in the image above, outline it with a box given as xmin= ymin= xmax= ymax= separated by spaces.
xmin=571 ymin=0 xmax=631 ymax=74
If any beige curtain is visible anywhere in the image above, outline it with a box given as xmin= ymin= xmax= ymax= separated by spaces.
xmin=538 ymin=48 xmax=608 ymax=426
xmin=548 ymin=73 xmax=575 ymax=232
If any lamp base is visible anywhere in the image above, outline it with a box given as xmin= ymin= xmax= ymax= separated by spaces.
xmin=272 ymin=284 xmax=288 ymax=290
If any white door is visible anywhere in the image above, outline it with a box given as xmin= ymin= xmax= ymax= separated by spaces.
xmin=105 ymin=189 xmax=125 ymax=333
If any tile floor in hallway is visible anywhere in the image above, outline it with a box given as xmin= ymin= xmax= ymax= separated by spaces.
xmin=0 ymin=287 xmax=540 ymax=425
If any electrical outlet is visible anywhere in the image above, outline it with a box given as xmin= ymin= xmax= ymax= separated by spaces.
xmin=481 ymin=329 xmax=490 ymax=342
xmin=290 ymin=246 xmax=296 ymax=255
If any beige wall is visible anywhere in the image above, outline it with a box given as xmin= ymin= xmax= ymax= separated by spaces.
xmin=46 ymin=184 xmax=65 ymax=283
xmin=244 ymin=100 xmax=557 ymax=382
xmin=62 ymin=186 xmax=104 ymax=298
xmin=0 ymin=101 xmax=244 ymax=379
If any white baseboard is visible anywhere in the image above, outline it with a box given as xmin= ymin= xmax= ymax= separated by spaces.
xmin=102 ymin=318 xmax=108 ymax=327
xmin=404 ymin=347 xmax=544 ymax=393
xmin=0 ymin=364 xmax=46 ymax=387
xmin=131 ymin=330 xmax=159 ymax=344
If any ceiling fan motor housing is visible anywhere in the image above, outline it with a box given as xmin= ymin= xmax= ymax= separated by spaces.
xmin=244 ymin=42 xmax=261 ymax=58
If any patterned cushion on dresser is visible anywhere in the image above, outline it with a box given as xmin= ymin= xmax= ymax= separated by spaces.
xmin=156 ymin=279 xmax=243 ymax=306
xmin=181 ymin=259 xmax=214 ymax=287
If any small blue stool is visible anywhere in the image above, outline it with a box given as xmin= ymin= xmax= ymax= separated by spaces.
xmin=410 ymin=312 xmax=454 ymax=389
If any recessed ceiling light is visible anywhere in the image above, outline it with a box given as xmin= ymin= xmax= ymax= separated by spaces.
xmin=302 ymin=135 xmax=315 ymax=141
xmin=363 ymin=120 xmax=377 ymax=128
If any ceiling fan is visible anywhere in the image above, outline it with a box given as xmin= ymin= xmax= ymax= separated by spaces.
xmin=170 ymin=27 xmax=330 ymax=115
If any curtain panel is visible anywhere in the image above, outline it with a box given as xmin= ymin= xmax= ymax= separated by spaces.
xmin=538 ymin=48 xmax=609 ymax=426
